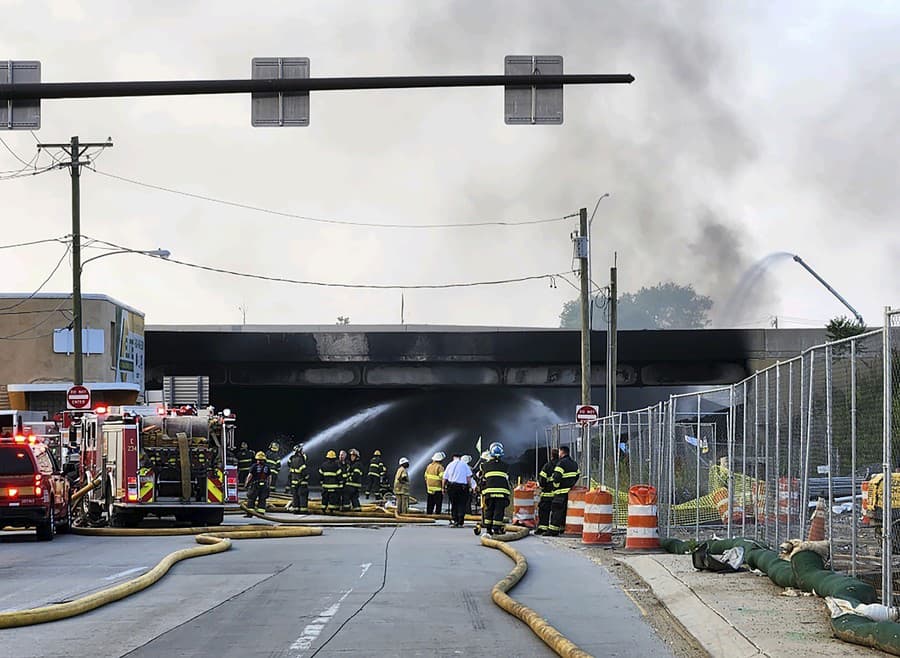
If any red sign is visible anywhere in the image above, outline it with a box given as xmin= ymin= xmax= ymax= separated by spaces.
xmin=66 ymin=385 xmax=91 ymax=410
xmin=575 ymin=404 xmax=600 ymax=423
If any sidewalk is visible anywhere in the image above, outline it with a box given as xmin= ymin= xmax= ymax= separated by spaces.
xmin=604 ymin=547 xmax=878 ymax=657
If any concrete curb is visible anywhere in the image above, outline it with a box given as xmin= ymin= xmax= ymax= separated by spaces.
xmin=618 ymin=555 xmax=765 ymax=658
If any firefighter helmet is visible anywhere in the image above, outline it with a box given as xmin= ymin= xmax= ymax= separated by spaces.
xmin=399 ymin=457 xmax=409 ymax=466
xmin=489 ymin=443 xmax=504 ymax=458
xmin=349 ymin=448 xmax=359 ymax=457
xmin=373 ymin=449 xmax=382 ymax=456
xmin=269 ymin=441 xmax=279 ymax=452
xmin=461 ymin=454 xmax=472 ymax=464
xmin=326 ymin=449 xmax=337 ymax=459
xmin=481 ymin=450 xmax=491 ymax=461
xmin=432 ymin=451 xmax=445 ymax=461
xmin=293 ymin=443 xmax=305 ymax=453
xmin=240 ymin=442 xmax=248 ymax=450
xmin=255 ymin=451 xmax=266 ymax=460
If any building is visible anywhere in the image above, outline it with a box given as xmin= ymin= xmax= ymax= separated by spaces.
xmin=0 ymin=293 xmax=145 ymax=413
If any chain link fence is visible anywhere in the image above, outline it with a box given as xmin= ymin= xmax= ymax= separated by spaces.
xmin=544 ymin=307 xmax=900 ymax=604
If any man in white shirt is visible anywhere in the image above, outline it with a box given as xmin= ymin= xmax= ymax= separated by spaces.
xmin=442 ymin=453 xmax=473 ymax=527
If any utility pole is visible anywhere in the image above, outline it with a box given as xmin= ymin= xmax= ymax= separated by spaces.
xmin=578 ymin=207 xmax=590 ymax=406
xmin=607 ymin=257 xmax=618 ymax=415
xmin=37 ymin=136 xmax=113 ymax=386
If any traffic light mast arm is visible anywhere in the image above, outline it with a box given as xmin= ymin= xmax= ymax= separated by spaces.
xmin=0 ymin=73 xmax=634 ymax=101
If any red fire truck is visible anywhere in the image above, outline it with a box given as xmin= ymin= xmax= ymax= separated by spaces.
xmin=69 ymin=406 xmax=238 ymax=527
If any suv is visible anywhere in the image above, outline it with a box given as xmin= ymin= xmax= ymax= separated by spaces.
xmin=0 ymin=435 xmax=71 ymax=540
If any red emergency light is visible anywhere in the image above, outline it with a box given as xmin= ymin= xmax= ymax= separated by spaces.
xmin=95 ymin=405 xmax=108 ymax=415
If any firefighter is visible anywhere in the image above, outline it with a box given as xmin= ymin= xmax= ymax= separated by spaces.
xmin=366 ymin=449 xmax=386 ymax=499
xmin=425 ymin=451 xmax=445 ymax=514
xmin=482 ymin=442 xmax=511 ymax=536
xmin=338 ymin=449 xmax=350 ymax=511
xmin=394 ymin=457 xmax=411 ymax=514
xmin=535 ymin=448 xmax=559 ymax=535
xmin=236 ymin=442 xmax=253 ymax=484
xmin=345 ymin=448 xmax=364 ymax=511
xmin=289 ymin=443 xmax=309 ymax=514
xmin=474 ymin=450 xmax=490 ymax=522
xmin=319 ymin=449 xmax=342 ymax=514
xmin=244 ymin=451 xmax=271 ymax=516
xmin=266 ymin=441 xmax=281 ymax=489
xmin=546 ymin=445 xmax=580 ymax=537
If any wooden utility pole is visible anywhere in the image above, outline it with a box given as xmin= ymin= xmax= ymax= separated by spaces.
xmin=607 ymin=259 xmax=618 ymax=414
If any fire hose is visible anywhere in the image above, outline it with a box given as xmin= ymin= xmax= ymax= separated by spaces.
xmin=481 ymin=524 xmax=594 ymax=658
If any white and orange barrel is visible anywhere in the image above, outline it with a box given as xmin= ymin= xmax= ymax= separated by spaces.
xmin=777 ymin=477 xmax=800 ymax=523
xmin=625 ymin=484 xmax=660 ymax=550
xmin=861 ymin=480 xmax=870 ymax=525
xmin=582 ymin=489 xmax=613 ymax=545
xmin=712 ymin=487 xmax=743 ymax=525
xmin=513 ymin=481 xmax=538 ymax=528
xmin=564 ymin=486 xmax=588 ymax=536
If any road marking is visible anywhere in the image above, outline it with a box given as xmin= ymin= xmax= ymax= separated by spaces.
xmin=359 ymin=562 xmax=372 ymax=579
xmin=289 ymin=589 xmax=353 ymax=655
xmin=103 ymin=566 xmax=148 ymax=581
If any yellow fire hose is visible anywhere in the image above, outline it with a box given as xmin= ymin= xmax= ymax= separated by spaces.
xmin=0 ymin=524 xmax=322 ymax=629
xmin=482 ymin=525 xmax=593 ymax=658
xmin=240 ymin=504 xmax=434 ymax=525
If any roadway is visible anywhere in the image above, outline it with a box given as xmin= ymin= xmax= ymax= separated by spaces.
xmin=0 ymin=521 xmax=671 ymax=657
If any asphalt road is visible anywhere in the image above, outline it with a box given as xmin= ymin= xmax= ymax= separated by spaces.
xmin=0 ymin=522 xmax=671 ymax=657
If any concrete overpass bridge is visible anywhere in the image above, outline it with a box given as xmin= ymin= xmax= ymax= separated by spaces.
xmin=143 ymin=325 xmax=825 ymax=467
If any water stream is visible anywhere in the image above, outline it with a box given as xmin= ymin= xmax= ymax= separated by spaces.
xmin=716 ymin=252 xmax=795 ymax=327
xmin=408 ymin=431 xmax=458 ymax=476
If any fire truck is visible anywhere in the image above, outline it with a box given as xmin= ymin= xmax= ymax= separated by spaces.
xmin=68 ymin=405 xmax=239 ymax=527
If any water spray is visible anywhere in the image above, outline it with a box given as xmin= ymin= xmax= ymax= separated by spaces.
xmin=408 ymin=431 xmax=458 ymax=475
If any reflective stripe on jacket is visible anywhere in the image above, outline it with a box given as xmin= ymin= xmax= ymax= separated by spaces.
xmin=482 ymin=458 xmax=511 ymax=497
xmin=319 ymin=458 xmax=342 ymax=489
xmin=425 ymin=462 xmax=444 ymax=493
xmin=552 ymin=456 xmax=580 ymax=495
xmin=538 ymin=459 xmax=558 ymax=498
xmin=346 ymin=459 xmax=364 ymax=488
xmin=289 ymin=453 xmax=308 ymax=485
xmin=368 ymin=458 xmax=386 ymax=478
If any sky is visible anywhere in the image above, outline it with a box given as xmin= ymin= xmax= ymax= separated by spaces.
xmin=0 ymin=0 xmax=897 ymax=329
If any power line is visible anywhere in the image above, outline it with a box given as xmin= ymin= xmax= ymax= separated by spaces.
xmin=0 ymin=244 xmax=72 ymax=312
xmin=83 ymin=235 xmax=574 ymax=290
xmin=0 ymin=135 xmax=33 ymax=167
xmin=87 ymin=167 xmax=580 ymax=230
xmin=0 ymin=236 xmax=67 ymax=250
xmin=0 ymin=295 xmax=71 ymax=340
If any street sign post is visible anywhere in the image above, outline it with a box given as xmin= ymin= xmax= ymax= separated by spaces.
xmin=575 ymin=404 xmax=599 ymax=424
xmin=251 ymin=57 xmax=310 ymax=127
xmin=66 ymin=385 xmax=91 ymax=410
xmin=0 ymin=60 xmax=40 ymax=130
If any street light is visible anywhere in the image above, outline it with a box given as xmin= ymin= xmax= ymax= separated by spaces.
xmin=72 ymin=246 xmax=171 ymax=386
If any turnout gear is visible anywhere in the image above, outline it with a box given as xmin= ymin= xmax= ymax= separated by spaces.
xmin=536 ymin=450 xmax=559 ymax=534
xmin=289 ymin=448 xmax=309 ymax=514
xmin=318 ymin=455 xmax=342 ymax=514
xmin=344 ymin=451 xmax=364 ymax=511
xmin=482 ymin=457 xmax=511 ymax=535
xmin=265 ymin=444 xmax=281 ymax=489
xmin=338 ymin=451 xmax=351 ymax=511
xmin=548 ymin=451 xmax=580 ymax=536
xmin=425 ymin=458 xmax=445 ymax=515
xmin=394 ymin=462 xmax=410 ymax=515
xmin=236 ymin=442 xmax=253 ymax=483
xmin=245 ymin=460 xmax=271 ymax=515
xmin=366 ymin=452 xmax=387 ymax=498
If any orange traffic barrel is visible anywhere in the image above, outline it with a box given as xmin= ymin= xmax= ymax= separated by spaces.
xmin=582 ymin=489 xmax=613 ymax=545
xmin=807 ymin=497 xmax=826 ymax=541
xmin=712 ymin=487 xmax=743 ymax=525
xmin=513 ymin=481 xmax=538 ymax=528
xmin=564 ymin=486 xmax=588 ymax=536
xmin=625 ymin=484 xmax=660 ymax=550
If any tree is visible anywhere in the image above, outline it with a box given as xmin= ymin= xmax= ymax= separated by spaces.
xmin=336 ymin=316 xmax=350 ymax=325
xmin=559 ymin=282 xmax=712 ymax=330
xmin=826 ymin=315 xmax=866 ymax=343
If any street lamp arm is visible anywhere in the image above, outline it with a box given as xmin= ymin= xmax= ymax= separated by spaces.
xmin=80 ymin=247 xmax=170 ymax=271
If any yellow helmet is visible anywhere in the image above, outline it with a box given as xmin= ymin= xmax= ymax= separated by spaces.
xmin=326 ymin=449 xmax=337 ymax=459
xmin=373 ymin=449 xmax=381 ymax=456
xmin=255 ymin=451 xmax=266 ymax=460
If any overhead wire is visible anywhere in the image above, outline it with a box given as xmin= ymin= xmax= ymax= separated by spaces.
xmin=86 ymin=166 xmax=580 ymax=230
xmin=0 ymin=135 xmax=33 ymax=167
xmin=0 ymin=243 xmax=72 ymax=312
xmin=0 ymin=294 xmax=72 ymax=340
xmin=81 ymin=235 xmax=575 ymax=291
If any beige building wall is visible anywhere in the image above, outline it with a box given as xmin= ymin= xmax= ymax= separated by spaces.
xmin=0 ymin=293 xmax=145 ymax=409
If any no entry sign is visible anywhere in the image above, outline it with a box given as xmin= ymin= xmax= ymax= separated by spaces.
xmin=66 ymin=385 xmax=91 ymax=410
xmin=575 ymin=404 xmax=599 ymax=423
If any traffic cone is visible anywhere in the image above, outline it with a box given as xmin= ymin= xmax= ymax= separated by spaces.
xmin=807 ymin=497 xmax=826 ymax=541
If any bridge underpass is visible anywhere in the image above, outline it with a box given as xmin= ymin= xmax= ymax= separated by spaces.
xmin=145 ymin=324 xmax=825 ymax=489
